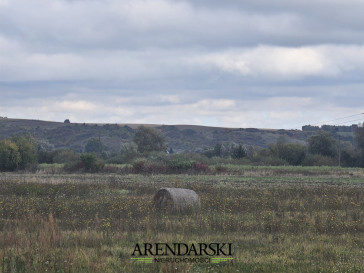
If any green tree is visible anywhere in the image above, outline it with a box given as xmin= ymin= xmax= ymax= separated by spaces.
xmin=85 ymin=138 xmax=103 ymax=154
xmin=340 ymin=149 xmax=360 ymax=167
xmin=120 ymin=142 xmax=138 ymax=162
xmin=80 ymin=153 xmax=97 ymax=171
xmin=308 ymin=131 xmax=337 ymax=158
xmin=232 ymin=144 xmax=247 ymax=159
xmin=133 ymin=126 xmax=166 ymax=154
xmin=214 ymin=143 xmax=223 ymax=157
xmin=37 ymin=150 xmax=54 ymax=164
xmin=0 ymin=139 xmax=21 ymax=171
xmin=271 ymin=143 xmax=306 ymax=166
xmin=11 ymin=134 xmax=37 ymax=169
xmin=53 ymin=149 xmax=79 ymax=163
xmin=354 ymin=125 xmax=364 ymax=166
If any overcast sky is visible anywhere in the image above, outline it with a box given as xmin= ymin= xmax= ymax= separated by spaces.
xmin=1 ymin=0 xmax=364 ymax=129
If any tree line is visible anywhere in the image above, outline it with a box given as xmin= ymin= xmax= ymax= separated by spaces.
xmin=2 ymin=125 xmax=364 ymax=172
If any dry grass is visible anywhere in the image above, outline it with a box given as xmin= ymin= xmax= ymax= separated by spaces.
xmin=1 ymin=167 xmax=364 ymax=272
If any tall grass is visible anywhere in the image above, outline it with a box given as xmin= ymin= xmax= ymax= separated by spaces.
xmin=1 ymin=169 xmax=364 ymax=272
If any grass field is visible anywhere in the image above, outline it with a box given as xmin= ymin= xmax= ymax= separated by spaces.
xmin=1 ymin=166 xmax=364 ymax=272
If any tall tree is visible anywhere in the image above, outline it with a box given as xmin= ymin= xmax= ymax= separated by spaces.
xmin=85 ymin=138 xmax=103 ymax=154
xmin=354 ymin=125 xmax=364 ymax=166
xmin=272 ymin=143 xmax=306 ymax=166
xmin=11 ymin=134 xmax=37 ymax=168
xmin=232 ymin=144 xmax=247 ymax=159
xmin=214 ymin=143 xmax=223 ymax=157
xmin=133 ymin=126 xmax=166 ymax=154
xmin=0 ymin=139 xmax=21 ymax=171
xmin=308 ymin=131 xmax=337 ymax=158
xmin=120 ymin=142 xmax=138 ymax=162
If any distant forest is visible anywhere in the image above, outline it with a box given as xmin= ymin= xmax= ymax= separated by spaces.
xmin=1 ymin=118 xmax=364 ymax=173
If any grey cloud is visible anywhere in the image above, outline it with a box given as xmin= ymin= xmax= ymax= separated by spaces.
xmin=2 ymin=0 xmax=364 ymax=54
xmin=1 ymin=0 xmax=364 ymax=128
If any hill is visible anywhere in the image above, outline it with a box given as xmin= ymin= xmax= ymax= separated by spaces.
xmin=0 ymin=118 xmax=347 ymax=153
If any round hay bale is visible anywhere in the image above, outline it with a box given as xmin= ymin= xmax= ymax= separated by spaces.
xmin=153 ymin=188 xmax=200 ymax=212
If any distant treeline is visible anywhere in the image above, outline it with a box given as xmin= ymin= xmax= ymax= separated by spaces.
xmin=2 ymin=126 xmax=364 ymax=173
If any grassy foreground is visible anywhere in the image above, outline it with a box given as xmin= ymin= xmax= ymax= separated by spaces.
xmin=1 ymin=166 xmax=364 ymax=272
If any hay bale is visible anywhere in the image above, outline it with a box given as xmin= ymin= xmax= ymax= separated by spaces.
xmin=153 ymin=188 xmax=200 ymax=212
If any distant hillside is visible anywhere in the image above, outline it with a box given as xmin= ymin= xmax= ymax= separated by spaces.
xmin=0 ymin=118 xmax=351 ymax=153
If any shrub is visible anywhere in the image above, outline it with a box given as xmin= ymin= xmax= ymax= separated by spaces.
xmin=106 ymin=154 xmax=124 ymax=164
xmin=64 ymin=157 xmax=105 ymax=173
xmin=168 ymin=158 xmax=194 ymax=172
xmin=103 ymin=165 xmax=120 ymax=173
xmin=53 ymin=149 xmax=79 ymax=163
xmin=302 ymin=154 xmax=336 ymax=166
xmin=340 ymin=149 xmax=360 ymax=167
xmin=192 ymin=162 xmax=210 ymax=173
xmin=37 ymin=150 xmax=54 ymax=164
xmin=0 ymin=139 xmax=21 ymax=171
xmin=215 ymin=164 xmax=228 ymax=173
xmin=131 ymin=159 xmax=168 ymax=174
xmin=132 ymin=159 xmax=148 ymax=173
xmin=271 ymin=143 xmax=307 ymax=166
xmin=63 ymin=161 xmax=85 ymax=172
xmin=144 ymin=162 xmax=168 ymax=174
xmin=80 ymin=154 xmax=97 ymax=171
xmin=130 ymin=158 xmax=210 ymax=174
xmin=251 ymin=154 xmax=289 ymax=166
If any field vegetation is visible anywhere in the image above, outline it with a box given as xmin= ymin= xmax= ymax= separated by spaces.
xmin=1 ymin=125 xmax=364 ymax=272
xmin=1 ymin=166 xmax=364 ymax=272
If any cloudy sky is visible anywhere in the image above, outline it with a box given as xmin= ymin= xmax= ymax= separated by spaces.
xmin=1 ymin=0 xmax=364 ymax=129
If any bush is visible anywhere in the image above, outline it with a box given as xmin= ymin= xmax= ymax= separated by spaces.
xmin=130 ymin=157 xmax=210 ymax=174
xmin=168 ymin=158 xmax=194 ymax=172
xmin=80 ymin=154 xmax=97 ymax=171
xmin=302 ymin=154 xmax=336 ymax=166
xmin=63 ymin=161 xmax=85 ymax=172
xmin=37 ymin=150 xmax=54 ymax=164
xmin=271 ymin=143 xmax=307 ymax=166
xmin=63 ymin=154 xmax=105 ymax=173
xmin=131 ymin=159 xmax=167 ymax=174
xmin=192 ymin=162 xmax=210 ymax=173
xmin=132 ymin=159 xmax=148 ymax=173
xmin=37 ymin=149 xmax=79 ymax=164
xmin=103 ymin=165 xmax=121 ymax=173
xmin=215 ymin=164 xmax=229 ymax=173
xmin=106 ymin=154 xmax=125 ymax=164
xmin=167 ymin=153 xmax=211 ymax=165
xmin=251 ymin=155 xmax=289 ymax=166
xmin=53 ymin=149 xmax=79 ymax=163
xmin=0 ymin=139 xmax=21 ymax=171
xmin=80 ymin=153 xmax=104 ymax=172
xmin=340 ymin=149 xmax=360 ymax=167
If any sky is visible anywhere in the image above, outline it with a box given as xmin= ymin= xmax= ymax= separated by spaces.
xmin=1 ymin=0 xmax=364 ymax=129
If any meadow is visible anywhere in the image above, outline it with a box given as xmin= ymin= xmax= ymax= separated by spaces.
xmin=1 ymin=165 xmax=364 ymax=272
